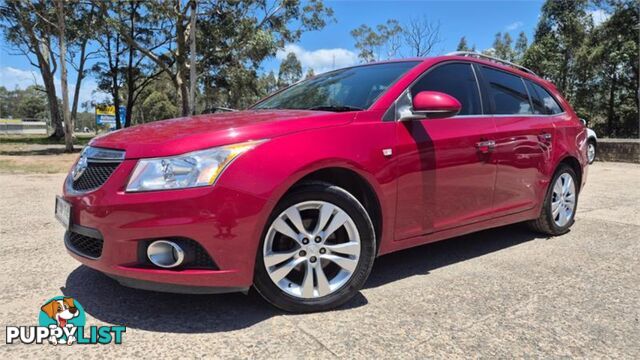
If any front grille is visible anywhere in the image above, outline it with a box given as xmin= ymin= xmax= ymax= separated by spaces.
xmin=72 ymin=162 xmax=120 ymax=191
xmin=66 ymin=231 xmax=104 ymax=259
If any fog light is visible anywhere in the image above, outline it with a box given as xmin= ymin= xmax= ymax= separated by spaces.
xmin=147 ymin=240 xmax=185 ymax=268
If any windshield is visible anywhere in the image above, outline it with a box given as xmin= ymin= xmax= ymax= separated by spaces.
xmin=253 ymin=61 xmax=420 ymax=111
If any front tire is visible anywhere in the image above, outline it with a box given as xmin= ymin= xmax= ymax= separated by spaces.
xmin=253 ymin=182 xmax=376 ymax=312
xmin=528 ymin=164 xmax=579 ymax=235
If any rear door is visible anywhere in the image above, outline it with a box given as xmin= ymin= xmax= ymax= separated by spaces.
xmin=393 ymin=62 xmax=497 ymax=239
xmin=478 ymin=66 xmax=556 ymax=215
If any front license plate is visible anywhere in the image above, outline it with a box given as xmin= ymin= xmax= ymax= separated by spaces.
xmin=55 ymin=196 xmax=71 ymax=229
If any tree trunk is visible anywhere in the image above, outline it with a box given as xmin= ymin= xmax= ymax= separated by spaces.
xmin=71 ymin=38 xmax=88 ymax=124
xmin=56 ymin=0 xmax=73 ymax=152
xmin=188 ymin=0 xmax=197 ymax=116
xmin=125 ymin=2 xmax=136 ymax=128
xmin=114 ymin=34 xmax=122 ymax=129
xmin=175 ymin=0 xmax=190 ymax=117
xmin=40 ymin=65 xmax=64 ymax=139
xmin=27 ymin=31 xmax=63 ymax=138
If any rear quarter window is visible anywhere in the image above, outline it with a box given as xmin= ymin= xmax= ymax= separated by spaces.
xmin=527 ymin=80 xmax=564 ymax=115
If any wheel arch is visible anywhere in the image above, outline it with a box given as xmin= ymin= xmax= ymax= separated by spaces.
xmin=284 ymin=167 xmax=383 ymax=255
xmin=557 ymin=155 xmax=583 ymax=192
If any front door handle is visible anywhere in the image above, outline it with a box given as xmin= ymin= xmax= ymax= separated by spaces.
xmin=539 ymin=132 xmax=552 ymax=143
xmin=476 ymin=140 xmax=495 ymax=154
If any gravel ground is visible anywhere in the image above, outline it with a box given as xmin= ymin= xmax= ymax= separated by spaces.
xmin=0 ymin=162 xmax=638 ymax=358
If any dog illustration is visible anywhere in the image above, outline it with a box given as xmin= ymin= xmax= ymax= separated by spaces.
xmin=41 ymin=297 xmax=79 ymax=345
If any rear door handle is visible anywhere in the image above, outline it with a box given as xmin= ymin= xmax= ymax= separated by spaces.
xmin=476 ymin=140 xmax=495 ymax=154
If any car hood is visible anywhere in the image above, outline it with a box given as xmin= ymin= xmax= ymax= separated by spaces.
xmin=90 ymin=109 xmax=353 ymax=159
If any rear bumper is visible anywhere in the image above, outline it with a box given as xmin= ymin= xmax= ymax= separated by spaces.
xmin=61 ymin=160 xmax=272 ymax=292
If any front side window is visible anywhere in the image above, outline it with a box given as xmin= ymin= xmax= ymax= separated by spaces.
xmin=481 ymin=66 xmax=532 ymax=115
xmin=409 ymin=63 xmax=482 ymax=116
xmin=253 ymin=61 xmax=420 ymax=111
xmin=528 ymin=81 xmax=564 ymax=115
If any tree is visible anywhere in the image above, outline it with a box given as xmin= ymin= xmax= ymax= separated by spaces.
xmin=0 ymin=0 xmax=63 ymax=138
xmin=351 ymin=24 xmax=382 ymax=62
xmin=93 ymin=0 xmax=165 ymax=128
xmin=403 ymin=16 xmax=441 ymax=57
xmin=456 ymin=36 xmax=471 ymax=51
xmin=492 ymin=32 xmax=515 ymax=61
xmin=523 ymin=0 xmax=638 ymax=138
xmin=112 ymin=0 xmax=333 ymax=117
xmin=67 ymin=1 xmax=99 ymax=130
xmin=55 ymin=0 xmax=73 ymax=151
xmin=378 ymin=19 xmax=403 ymax=59
xmin=514 ymin=31 xmax=528 ymax=62
xmin=277 ymin=52 xmax=302 ymax=88
xmin=305 ymin=68 xmax=316 ymax=79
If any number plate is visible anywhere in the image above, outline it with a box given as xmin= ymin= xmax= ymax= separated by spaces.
xmin=55 ymin=196 xmax=71 ymax=229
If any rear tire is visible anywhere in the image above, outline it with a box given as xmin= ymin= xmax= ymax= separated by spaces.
xmin=253 ymin=182 xmax=376 ymax=313
xmin=587 ymin=140 xmax=596 ymax=164
xmin=528 ymin=164 xmax=579 ymax=235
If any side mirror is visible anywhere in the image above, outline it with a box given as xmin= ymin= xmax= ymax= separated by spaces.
xmin=403 ymin=91 xmax=462 ymax=120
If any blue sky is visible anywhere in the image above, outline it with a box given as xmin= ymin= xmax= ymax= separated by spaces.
xmin=0 ymin=0 xmax=558 ymax=108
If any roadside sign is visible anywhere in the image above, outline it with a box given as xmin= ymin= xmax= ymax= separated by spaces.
xmin=95 ymin=105 xmax=126 ymax=131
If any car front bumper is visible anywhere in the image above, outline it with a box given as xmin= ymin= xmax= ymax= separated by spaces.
xmin=61 ymin=159 xmax=271 ymax=293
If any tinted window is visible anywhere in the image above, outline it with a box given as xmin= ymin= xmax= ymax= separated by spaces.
xmin=528 ymin=81 xmax=563 ymax=115
xmin=253 ymin=61 xmax=420 ymax=110
xmin=481 ymin=66 xmax=532 ymax=115
xmin=524 ymin=80 xmax=546 ymax=114
xmin=410 ymin=63 xmax=481 ymax=115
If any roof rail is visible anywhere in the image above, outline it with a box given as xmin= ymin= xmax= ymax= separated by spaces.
xmin=446 ymin=51 xmax=538 ymax=77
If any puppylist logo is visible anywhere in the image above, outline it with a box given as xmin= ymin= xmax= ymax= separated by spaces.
xmin=6 ymin=296 xmax=125 ymax=345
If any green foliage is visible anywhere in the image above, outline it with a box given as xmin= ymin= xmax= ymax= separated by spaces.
xmin=351 ymin=19 xmax=403 ymax=62
xmin=278 ymin=52 xmax=303 ymax=88
xmin=456 ymin=36 xmax=470 ymax=51
xmin=523 ymin=0 xmax=638 ymax=138
xmin=0 ymin=85 xmax=48 ymax=120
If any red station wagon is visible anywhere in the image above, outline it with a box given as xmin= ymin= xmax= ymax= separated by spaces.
xmin=56 ymin=53 xmax=589 ymax=312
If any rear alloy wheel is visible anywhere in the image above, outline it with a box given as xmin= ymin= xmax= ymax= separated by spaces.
xmin=587 ymin=140 xmax=596 ymax=164
xmin=528 ymin=164 xmax=579 ymax=235
xmin=254 ymin=182 xmax=375 ymax=312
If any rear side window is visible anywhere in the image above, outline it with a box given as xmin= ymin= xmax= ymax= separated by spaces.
xmin=410 ymin=63 xmax=482 ymax=116
xmin=527 ymin=80 xmax=564 ymax=115
xmin=481 ymin=66 xmax=532 ymax=115
xmin=524 ymin=80 xmax=546 ymax=114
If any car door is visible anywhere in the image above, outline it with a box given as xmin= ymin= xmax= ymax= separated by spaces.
xmin=392 ymin=62 xmax=497 ymax=240
xmin=478 ymin=66 xmax=556 ymax=215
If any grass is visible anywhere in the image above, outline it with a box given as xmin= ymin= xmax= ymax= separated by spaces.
xmin=0 ymin=134 xmax=90 ymax=173
xmin=0 ymin=158 xmax=72 ymax=174
xmin=0 ymin=133 xmax=95 ymax=146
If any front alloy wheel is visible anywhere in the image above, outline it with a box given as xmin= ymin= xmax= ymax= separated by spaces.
xmin=254 ymin=182 xmax=376 ymax=312
xmin=263 ymin=201 xmax=361 ymax=299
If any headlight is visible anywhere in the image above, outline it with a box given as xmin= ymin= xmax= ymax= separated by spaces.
xmin=126 ymin=140 xmax=265 ymax=192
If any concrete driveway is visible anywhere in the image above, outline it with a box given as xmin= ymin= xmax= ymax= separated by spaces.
xmin=1 ymin=162 xmax=638 ymax=358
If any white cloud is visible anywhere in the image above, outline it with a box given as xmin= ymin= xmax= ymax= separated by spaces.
xmin=505 ymin=21 xmax=523 ymax=31
xmin=276 ymin=44 xmax=358 ymax=74
xmin=0 ymin=67 xmax=42 ymax=89
xmin=589 ymin=9 xmax=610 ymax=26
xmin=0 ymin=66 xmax=106 ymax=108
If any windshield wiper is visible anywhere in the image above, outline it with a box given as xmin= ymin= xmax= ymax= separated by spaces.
xmin=307 ymin=105 xmax=364 ymax=112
